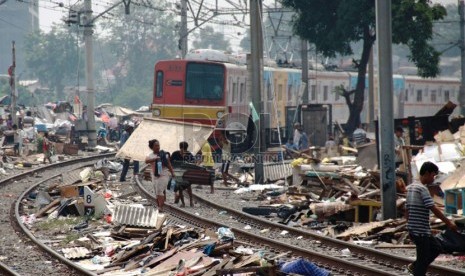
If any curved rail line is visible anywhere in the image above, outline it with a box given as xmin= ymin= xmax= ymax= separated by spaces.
xmin=190 ymin=189 xmax=465 ymax=276
xmin=10 ymin=159 xmax=464 ymax=276
xmin=135 ymin=172 xmax=464 ymax=276
xmin=5 ymin=153 xmax=114 ymax=276
xmin=134 ymin=176 xmax=402 ymax=276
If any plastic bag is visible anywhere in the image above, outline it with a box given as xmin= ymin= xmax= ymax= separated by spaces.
xmin=217 ymin=227 xmax=235 ymax=241
xmin=167 ymin=178 xmax=176 ymax=192
xmin=436 ymin=229 xmax=465 ymax=253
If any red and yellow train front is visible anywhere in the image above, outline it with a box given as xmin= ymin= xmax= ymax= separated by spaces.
xmin=152 ymin=60 xmax=227 ymax=126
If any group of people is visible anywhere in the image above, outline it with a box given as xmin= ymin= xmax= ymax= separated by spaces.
xmin=1 ymin=111 xmax=38 ymax=158
xmin=118 ymin=122 xmax=238 ymax=212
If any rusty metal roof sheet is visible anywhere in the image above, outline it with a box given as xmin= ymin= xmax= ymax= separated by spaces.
xmin=113 ymin=204 xmax=159 ymax=228
xmin=62 ymin=247 xmax=91 ymax=259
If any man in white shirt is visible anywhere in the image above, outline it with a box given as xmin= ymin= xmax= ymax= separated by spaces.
xmin=395 ymin=126 xmax=406 ymax=168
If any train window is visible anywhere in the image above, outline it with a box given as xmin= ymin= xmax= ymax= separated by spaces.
xmin=404 ymin=89 xmax=408 ymax=102
xmin=267 ymin=81 xmax=272 ymax=100
xmin=232 ymin=83 xmax=237 ymax=103
xmin=186 ymin=63 xmax=225 ymax=100
xmin=240 ymin=83 xmax=244 ymax=103
xmin=444 ymin=90 xmax=450 ymax=101
xmin=323 ymin=86 xmax=328 ymax=101
xmin=288 ymin=84 xmax=293 ymax=102
xmin=156 ymin=71 xmax=163 ymax=98
xmin=311 ymin=85 xmax=316 ymax=101
xmin=416 ymin=90 xmax=422 ymax=102
xmin=278 ymin=84 xmax=283 ymax=101
xmin=430 ymin=90 xmax=436 ymax=102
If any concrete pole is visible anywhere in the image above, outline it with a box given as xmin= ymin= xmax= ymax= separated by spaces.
xmin=84 ymin=0 xmax=97 ymax=147
xmin=376 ymin=0 xmax=396 ymax=219
xmin=459 ymin=0 xmax=465 ymax=115
xmin=250 ymin=0 xmax=264 ymax=183
xmin=368 ymin=47 xmax=375 ymax=129
xmin=301 ymin=39 xmax=309 ymax=104
xmin=180 ymin=0 xmax=188 ymax=58
xmin=10 ymin=41 xmax=17 ymax=125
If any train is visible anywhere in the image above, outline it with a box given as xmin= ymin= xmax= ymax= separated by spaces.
xmin=150 ymin=49 xmax=460 ymax=147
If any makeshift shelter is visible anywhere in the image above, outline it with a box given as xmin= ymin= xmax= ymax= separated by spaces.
xmin=116 ymin=118 xmax=214 ymax=161
xmin=99 ymin=105 xmax=146 ymax=118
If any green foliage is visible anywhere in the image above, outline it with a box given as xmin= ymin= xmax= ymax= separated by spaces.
xmin=61 ymin=233 xmax=81 ymax=245
xmin=97 ymin=1 xmax=177 ymax=108
xmin=192 ymin=26 xmax=232 ymax=51
xmin=24 ymin=26 xmax=82 ymax=101
xmin=432 ymin=4 xmax=460 ymax=58
xmin=96 ymin=86 xmax=150 ymax=109
xmin=239 ymin=29 xmax=251 ymax=52
xmin=392 ymin=1 xmax=446 ymax=77
xmin=36 ymin=217 xmax=80 ymax=231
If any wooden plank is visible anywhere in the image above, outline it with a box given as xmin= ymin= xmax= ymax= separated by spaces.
xmin=35 ymin=198 xmax=61 ymax=218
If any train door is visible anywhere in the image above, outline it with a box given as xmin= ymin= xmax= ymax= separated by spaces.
xmin=301 ymin=105 xmax=328 ymax=147
xmin=285 ymin=106 xmax=298 ymax=142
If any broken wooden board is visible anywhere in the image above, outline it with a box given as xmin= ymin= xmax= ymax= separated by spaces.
xmin=336 ymin=219 xmax=393 ymax=239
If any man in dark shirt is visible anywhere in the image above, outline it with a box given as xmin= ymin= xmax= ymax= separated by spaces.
xmin=171 ymin=141 xmax=194 ymax=165
xmin=406 ymin=161 xmax=457 ymax=275
xmin=170 ymin=141 xmax=195 ymax=207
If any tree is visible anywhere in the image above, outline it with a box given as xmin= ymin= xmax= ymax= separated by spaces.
xmin=281 ymin=0 xmax=447 ymax=134
xmin=24 ymin=25 xmax=82 ymax=101
xmin=192 ymin=26 xmax=232 ymax=52
xmin=98 ymin=1 xmax=177 ymax=108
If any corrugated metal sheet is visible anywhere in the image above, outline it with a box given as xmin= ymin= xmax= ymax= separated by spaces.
xmin=62 ymin=247 xmax=91 ymax=259
xmin=113 ymin=204 xmax=159 ymax=228
xmin=263 ymin=161 xmax=292 ymax=182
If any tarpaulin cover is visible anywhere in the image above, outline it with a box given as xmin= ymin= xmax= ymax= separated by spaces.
xmin=116 ymin=118 xmax=214 ymax=161
xmin=280 ymin=258 xmax=330 ymax=276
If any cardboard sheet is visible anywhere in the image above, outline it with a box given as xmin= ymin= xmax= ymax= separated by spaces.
xmin=116 ymin=118 xmax=214 ymax=161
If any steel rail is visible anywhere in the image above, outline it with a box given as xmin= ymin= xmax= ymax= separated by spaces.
xmin=134 ymin=175 xmax=403 ymax=276
xmin=191 ymin=191 xmax=465 ymax=276
xmin=9 ymin=153 xmax=115 ymax=276
xmin=0 ymin=261 xmax=21 ymax=276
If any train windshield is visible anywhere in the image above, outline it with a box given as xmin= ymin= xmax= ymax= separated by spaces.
xmin=186 ymin=63 xmax=224 ymax=100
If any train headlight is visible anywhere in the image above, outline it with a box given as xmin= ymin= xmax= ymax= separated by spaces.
xmin=153 ymin=108 xmax=161 ymax=117
xmin=216 ymin=111 xmax=224 ymax=119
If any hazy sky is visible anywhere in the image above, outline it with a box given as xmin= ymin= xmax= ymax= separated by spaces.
xmin=38 ymin=0 xmax=459 ymax=33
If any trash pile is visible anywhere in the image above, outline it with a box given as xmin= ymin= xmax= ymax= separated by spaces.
xmin=21 ymin=160 xmax=330 ymax=275
xmin=234 ymin=128 xmax=465 ymax=248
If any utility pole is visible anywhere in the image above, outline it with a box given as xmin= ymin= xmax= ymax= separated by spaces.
xmin=368 ymin=47 xmax=375 ymax=129
xmin=84 ymin=0 xmax=97 ymax=147
xmin=9 ymin=41 xmax=17 ymax=126
xmin=376 ymin=0 xmax=396 ymax=219
xmin=250 ymin=0 xmax=264 ymax=183
xmin=301 ymin=39 xmax=309 ymax=104
xmin=459 ymin=0 xmax=465 ymax=115
xmin=180 ymin=0 xmax=188 ymax=58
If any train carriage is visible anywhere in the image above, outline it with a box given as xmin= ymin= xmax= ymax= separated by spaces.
xmin=402 ymin=75 xmax=459 ymax=118
xmin=152 ymin=50 xmax=461 ymax=147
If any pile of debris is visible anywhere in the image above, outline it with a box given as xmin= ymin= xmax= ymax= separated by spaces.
xmin=20 ymin=160 xmax=330 ymax=275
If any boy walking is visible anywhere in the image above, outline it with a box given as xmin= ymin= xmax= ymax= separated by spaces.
xmin=405 ymin=161 xmax=457 ymax=275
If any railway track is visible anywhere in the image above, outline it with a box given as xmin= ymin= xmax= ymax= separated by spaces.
xmin=135 ymin=175 xmax=465 ymax=276
xmin=0 ymin=153 xmax=113 ymax=276
xmin=7 ymin=159 xmax=464 ymax=276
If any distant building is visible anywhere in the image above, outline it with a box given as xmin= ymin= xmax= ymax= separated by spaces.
xmin=0 ymin=0 xmax=39 ymax=76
